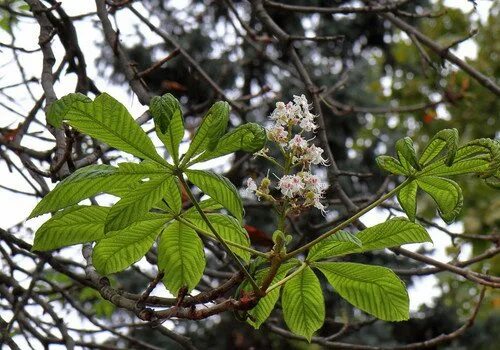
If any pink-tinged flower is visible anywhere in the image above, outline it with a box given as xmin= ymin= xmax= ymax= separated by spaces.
xmin=278 ymin=175 xmax=304 ymax=198
xmin=303 ymin=144 xmax=328 ymax=165
xmin=269 ymin=102 xmax=288 ymax=125
xmin=267 ymin=124 xmax=288 ymax=144
xmin=289 ymin=134 xmax=308 ymax=151
xmin=245 ymin=178 xmax=258 ymax=197
xmin=299 ymin=111 xmax=318 ymax=132
xmin=301 ymin=172 xmax=328 ymax=194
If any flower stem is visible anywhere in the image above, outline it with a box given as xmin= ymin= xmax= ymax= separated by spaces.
xmin=283 ymin=178 xmax=411 ymax=260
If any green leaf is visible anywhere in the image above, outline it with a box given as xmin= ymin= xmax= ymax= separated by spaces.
xmin=185 ymin=213 xmax=251 ymax=262
xmin=150 ymin=94 xmax=184 ymax=165
xmin=181 ymin=101 xmax=230 ymax=165
xmin=310 ymin=218 xmax=431 ymax=258
xmin=185 ymin=169 xmax=243 ymax=222
xmin=183 ymin=198 xmax=223 ymax=216
xmin=282 ymin=266 xmax=325 ymax=342
xmin=420 ymin=157 xmax=490 ymax=177
xmin=397 ymin=180 xmax=418 ymax=222
xmin=419 ymin=128 xmax=458 ymax=166
xmin=29 ymin=161 xmax=171 ymax=219
xmin=157 ymin=221 xmax=206 ymax=295
xmin=32 ymin=206 xmax=108 ymax=251
xmin=247 ymin=261 xmax=299 ymax=329
xmin=93 ymin=214 xmax=168 ymax=274
xmin=162 ymin=176 xmax=182 ymax=214
xmin=47 ymin=93 xmax=166 ymax=165
xmin=190 ymin=123 xmax=266 ymax=164
xmin=307 ymin=231 xmax=362 ymax=262
xmin=396 ymin=137 xmax=421 ymax=170
xmin=376 ymin=156 xmax=409 ymax=175
xmin=315 ymin=262 xmax=409 ymax=321
xmin=417 ymin=176 xmax=463 ymax=224
xmin=105 ymin=173 xmax=174 ymax=232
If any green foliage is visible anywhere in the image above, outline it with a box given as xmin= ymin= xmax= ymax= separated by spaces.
xmin=307 ymin=218 xmax=431 ymax=261
xmin=150 ymin=93 xmax=184 ymax=165
xmin=185 ymin=169 xmax=243 ymax=222
xmin=315 ymin=262 xmax=409 ymax=321
xmin=29 ymin=92 xmax=499 ymax=341
xmin=93 ymin=214 xmax=169 ymax=275
xmin=184 ymin=213 xmax=251 ymax=262
xmin=46 ymin=93 xmax=167 ymax=166
xmin=157 ymin=221 xmax=206 ymax=295
xmin=246 ymin=261 xmax=298 ymax=329
xmin=282 ymin=266 xmax=325 ymax=342
xmin=32 ymin=206 xmax=108 ymax=251
xmin=377 ymin=129 xmax=499 ymax=222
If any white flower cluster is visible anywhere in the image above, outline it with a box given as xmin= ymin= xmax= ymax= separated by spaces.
xmin=246 ymin=95 xmax=330 ymax=215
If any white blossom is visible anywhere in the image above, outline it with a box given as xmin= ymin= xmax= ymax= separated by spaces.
xmin=278 ymin=175 xmax=304 ymax=198
xmin=245 ymin=178 xmax=258 ymax=197
xmin=289 ymin=134 xmax=308 ymax=152
xmin=302 ymin=144 xmax=328 ymax=165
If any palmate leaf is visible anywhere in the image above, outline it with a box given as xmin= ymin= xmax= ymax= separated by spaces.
xmin=46 ymin=93 xmax=167 ymax=165
xmin=185 ymin=169 xmax=243 ymax=222
xmin=190 ymin=123 xmax=266 ymax=164
xmin=184 ymin=213 xmax=251 ymax=262
xmin=181 ymin=101 xmax=230 ymax=166
xmin=397 ymin=179 xmax=418 ymax=222
xmin=29 ymin=162 xmax=169 ymax=219
xmin=282 ymin=266 xmax=325 ymax=342
xmin=315 ymin=262 xmax=409 ymax=321
xmin=105 ymin=172 xmax=175 ymax=233
xmin=150 ymin=93 xmax=184 ymax=165
xmin=157 ymin=221 xmax=205 ymax=295
xmin=417 ymin=176 xmax=463 ymax=224
xmin=307 ymin=231 xmax=362 ymax=262
xmin=247 ymin=260 xmax=299 ymax=329
xmin=93 ymin=214 xmax=170 ymax=275
xmin=308 ymin=218 xmax=431 ymax=259
xmin=32 ymin=206 xmax=108 ymax=251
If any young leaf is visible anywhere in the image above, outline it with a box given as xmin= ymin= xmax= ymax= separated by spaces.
xmin=93 ymin=214 xmax=168 ymax=275
xmin=181 ymin=101 xmax=230 ymax=165
xmin=150 ymin=93 xmax=184 ymax=164
xmin=282 ymin=266 xmax=325 ymax=342
xmin=309 ymin=218 xmax=431 ymax=259
xmin=32 ymin=206 xmax=108 ymax=251
xmin=375 ymin=156 xmax=409 ymax=176
xmin=397 ymin=179 xmax=418 ymax=222
xmin=315 ymin=262 xmax=409 ymax=321
xmin=157 ymin=221 xmax=206 ymax=295
xmin=419 ymin=128 xmax=458 ymax=166
xmin=185 ymin=169 xmax=243 ymax=222
xmin=183 ymin=198 xmax=223 ymax=216
xmin=417 ymin=176 xmax=463 ymax=224
xmin=105 ymin=173 xmax=175 ymax=233
xmin=47 ymin=93 xmax=167 ymax=165
xmin=190 ymin=123 xmax=266 ymax=164
xmin=247 ymin=261 xmax=299 ymax=329
xmin=307 ymin=231 xmax=362 ymax=262
xmin=185 ymin=213 xmax=251 ymax=262
xmin=396 ymin=137 xmax=421 ymax=170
